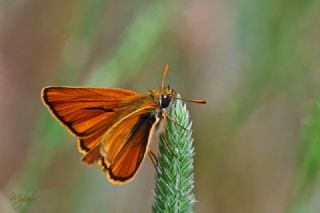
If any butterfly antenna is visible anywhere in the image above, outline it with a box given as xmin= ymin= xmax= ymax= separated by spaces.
xmin=160 ymin=64 xmax=169 ymax=95
xmin=176 ymin=97 xmax=207 ymax=104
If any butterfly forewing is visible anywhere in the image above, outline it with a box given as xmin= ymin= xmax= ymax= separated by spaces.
xmin=41 ymin=87 xmax=156 ymax=156
xmin=42 ymin=87 xmax=137 ymax=135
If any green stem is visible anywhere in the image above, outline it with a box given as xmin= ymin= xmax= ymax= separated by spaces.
xmin=152 ymin=99 xmax=195 ymax=213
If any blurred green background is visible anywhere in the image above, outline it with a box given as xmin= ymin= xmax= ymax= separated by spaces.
xmin=0 ymin=0 xmax=320 ymax=212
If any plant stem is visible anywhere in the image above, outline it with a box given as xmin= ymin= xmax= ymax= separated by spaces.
xmin=152 ymin=99 xmax=195 ymax=213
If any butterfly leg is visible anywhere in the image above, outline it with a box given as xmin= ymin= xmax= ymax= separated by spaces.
xmin=160 ymin=116 xmax=177 ymax=158
xmin=148 ymin=150 xmax=159 ymax=176
xmin=163 ymin=111 xmax=190 ymax=131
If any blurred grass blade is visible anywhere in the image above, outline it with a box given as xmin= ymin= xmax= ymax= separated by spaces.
xmin=289 ymin=95 xmax=320 ymax=212
xmin=87 ymin=1 xmax=171 ymax=86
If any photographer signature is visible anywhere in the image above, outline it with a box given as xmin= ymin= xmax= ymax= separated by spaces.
xmin=9 ymin=191 xmax=36 ymax=210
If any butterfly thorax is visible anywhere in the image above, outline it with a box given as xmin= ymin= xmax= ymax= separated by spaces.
xmin=149 ymin=87 xmax=176 ymax=110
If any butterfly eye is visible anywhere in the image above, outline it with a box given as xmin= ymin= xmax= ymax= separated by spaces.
xmin=161 ymin=95 xmax=171 ymax=108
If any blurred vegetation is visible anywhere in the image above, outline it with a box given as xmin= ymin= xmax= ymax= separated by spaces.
xmin=289 ymin=95 xmax=320 ymax=213
xmin=0 ymin=0 xmax=320 ymax=212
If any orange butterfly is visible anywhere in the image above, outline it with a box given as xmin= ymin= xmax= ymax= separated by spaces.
xmin=41 ymin=64 xmax=206 ymax=184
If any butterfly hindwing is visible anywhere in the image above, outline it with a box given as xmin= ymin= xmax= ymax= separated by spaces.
xmin=99 ymin=107 xmax=159 ymax=184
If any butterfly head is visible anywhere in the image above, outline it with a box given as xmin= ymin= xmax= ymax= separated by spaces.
xmin=150 ymin=86 xmax=177 ymax=109
xmin=160 ymin=86 xmax=176 ymax=109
